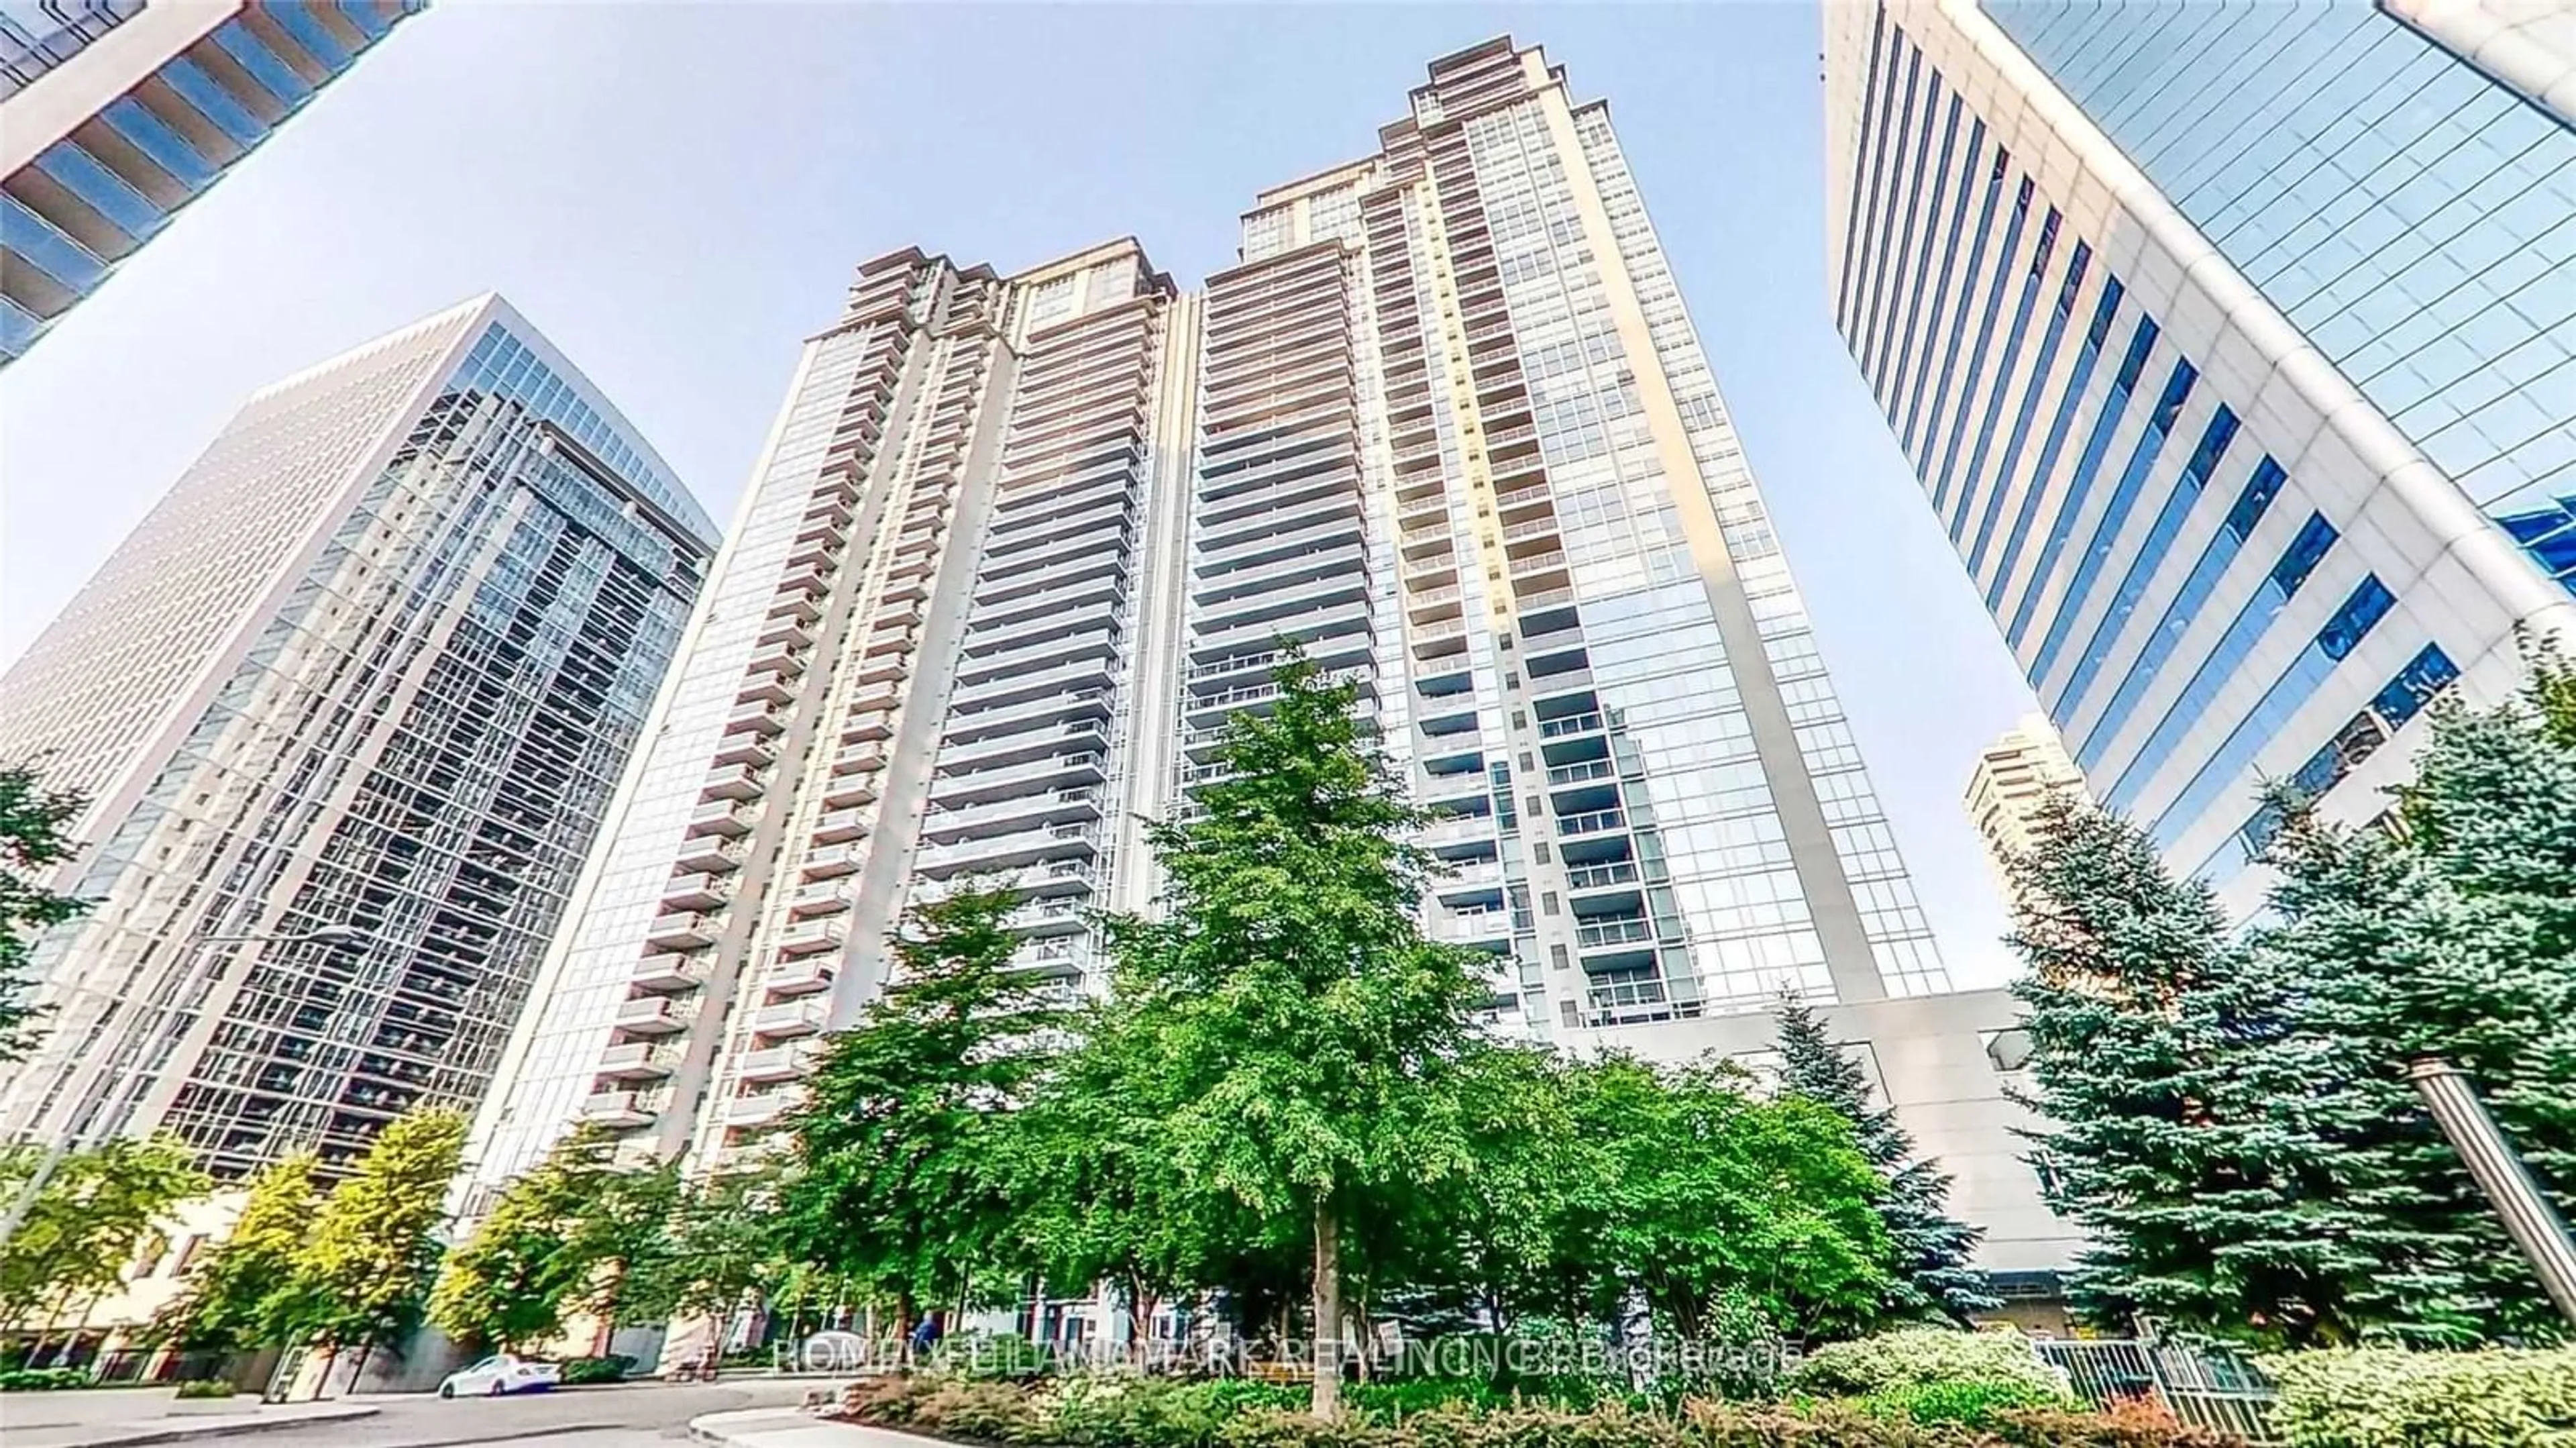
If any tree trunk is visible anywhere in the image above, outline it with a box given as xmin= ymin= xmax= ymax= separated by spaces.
xmin=1310 ymin=1195 xmax=1341 ymax=1419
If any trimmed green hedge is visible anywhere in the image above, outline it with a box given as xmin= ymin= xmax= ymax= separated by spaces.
xmin=172 ymin=1379 xmax=237 ymax=1400
xmin=839 ymin=1372 xmax=2240 ymax=1448
xmin=2259 ymin=1346 xmax=2576 ymax=1448
xmin=1790 ymin=1327 xmax=2072 ymax=1402
xmin=0 ymin=1367 xmax=92 ymax=1392
xmin=561 ymin=1355 xmax=636 ymax=1386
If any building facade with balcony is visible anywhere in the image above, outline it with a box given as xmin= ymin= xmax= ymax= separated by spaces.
xmin=474 ymin=37 xmax=2077 ymax=1290
xmin=468 ymin=242 xmax=1200 ymax=1189
xmin=1 ymin=0 xmax=422 ymax=364
xmin=1823 ymin=0 xmax=2576 ymax=916
xmin=0 ymin=295 xmax=714 ymax=1177
xmin=1963 ymin=713 xmax=2089 ymax=924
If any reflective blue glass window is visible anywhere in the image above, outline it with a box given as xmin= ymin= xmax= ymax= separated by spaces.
xmin=1898 ymin=119 xmax=1990 ymax=454
xmin=1932 ymin=176 xmax=2037 ymax=519
xmin=1856 ymin=49 xmax=1929 ymax=384
xmin=1953 ymin=209 xmax=2063 ymax=550
xmin=2496 ymin=490 xmax=2576 ymax=597
xmin=1878 ymin=92 xmax=1965 ymax=416
xmin=1837 ymin=17 xmax=1901 ymax=333
xmin=1911 ymin=144 xmax=2012 ymax=464
xmin=2079 ymin=456 xmax=2285 ymax=770
xmin=265 ymin=3 xmax=352 ymax=70
xmin=1 ymin=194 xmax=108 ymax=291
xmin=2149 ymin=574 xmax=2398 ymax=852
xmin=33 ymin=142 xmax=167 ymax=242
xmin=0 ymin=296 xmax=40 ymax=358
xmin=209 ymin=19 xmax=313 ymax=106
xmin=2104 ymin=509 xmax=2338 ymax=815
xmin=2006 ymin=315 xmax=2161 ymax=648
xmin=99 ymin=97 xmax=217 ymax=187
xmin=2200 ymin=641 xmax=2457 ymax=890
xmin=2034 ymin=357 xmax=2199 ymax=686
xmin=1988 ymin=272 xmax=2122 ymax=610
xmin=337 ymin=0 xmax=395 ymax=40
xmin=1970 ymin=242 xmax=2090 ymax=576
xmin=157 ymin=57 xmax=264 ymax=148
xmin=2053 ymin=403 xmax=2241 ymax=719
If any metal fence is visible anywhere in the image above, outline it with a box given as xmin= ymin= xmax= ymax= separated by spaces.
xmin=2035 ymin=1337 xmax=2281 ymax=1444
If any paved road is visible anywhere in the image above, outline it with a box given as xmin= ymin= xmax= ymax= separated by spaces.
xmin=250 ymin=1380 xmax=819 ymax=1448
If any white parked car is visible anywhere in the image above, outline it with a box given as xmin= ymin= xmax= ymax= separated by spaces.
xmin=438 ymin=1354 xmax=561 ymax=1398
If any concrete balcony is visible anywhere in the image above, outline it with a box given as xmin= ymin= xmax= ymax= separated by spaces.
xmin=1432 ymin=909 xmax=1513 ymax=945
xmin=801 ymin=841 xmax=866 ymax=878
xmin=580 ymin=1088 xmax=665 ymax=1130
xmin=1419 ymin=814 xmax=1497 ymax=850
xmin=920 ymin=788 xmax=1101 ymax=845
xmin=737 ymin=670 xmax=800 ymax=707
xmin=614 ymin=996 xmax=693 ymax=1035
xmin=633 ymin=951 xmax=710 ymax=992
xmin=750 ymin=999 xmax=826 ymax=1039
xmin=915 ymin=822 xmax=1100 ymax=878
xmin=723 ymin=703 xmax=787 ymax=737
xmin=644 ymin=913 xmax=722 ymax=951
xmin=661 ymin=872 xmax=731 ymax=911
xmin=596 ymin=1041 xmax=678 ymax=1082
xmin=674 ymin=836 xmax=749 ymax=874
xmin=701 ymin=762 xmax=767 ymax=802
xmin=1557 ymin=807 xmax=1627 ymax=839
xmin=812 ymin=807 xmax=870 ymax=844
xmin=724 ymin=1090 xmax=799 ymax=1131
xmin=930 ymin=750 xmax=1105 ymax=809
xmin=766 ymin=958 xmax=836 ymax=997
xmin=710 ymin=733 xmax=778 ymax=769
xmin=686 ymin=800 xmax=757 ymax=838
xmin=759 ymin=618 xmax=817 ymax=651
xmin=788 ymin=880 xmax=853 ymax=917
xmin=820 ymin=772 xmax=879 ymax=811
xmin=1002 ymin=896 xmax=1089 ymax=936
xmin=777 ymin=919 xmax=847 ymax=956
xmin=841 ymin=711 xmax=896 ymax=744
xmin=737 ymin=1042 xmax=820 ymax=1085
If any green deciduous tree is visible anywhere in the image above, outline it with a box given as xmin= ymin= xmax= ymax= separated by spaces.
xmin=1578 ymin=1054 xmax=1892 ymax=1343
xmin=778 ymin=884 xmax=1060 ymax=1332
xmin=1102 ymin=654 xmax=1487 ymax=1416
xmin=0 ymin=1134 xmax=205 ymax=1327
xmin=154 ymin=1150 xmax=321 ymax=1351
xmin=297 ymin=1108 xmax=466 ymax=1369
xmin=0 ymin=762 xmax=87 ymax=1063
xmin=1771 ymin=992 xmax=1994 ymax=1326
xmin=430 ymin=1130 xmax=611 ymax=1352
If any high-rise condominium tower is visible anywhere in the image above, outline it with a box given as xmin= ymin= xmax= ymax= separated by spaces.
xmin=1823 ymin=0 xmax=2576 ymax=917
xmin=0 ymin=296 xmax=714 ymax=1177
xmin=477 ymin=38 xmax=2074 ymax=1288
xmin=0 ymin=1 xmax=420 ymax=364
xmin=1964 ymin=713 xmax=2086 ymax=923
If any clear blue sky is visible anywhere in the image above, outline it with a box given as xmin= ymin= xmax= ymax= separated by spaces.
xmin=0 ymin=1 xmax=2040 ymax=985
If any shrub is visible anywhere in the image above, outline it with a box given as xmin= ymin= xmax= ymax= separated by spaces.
xmin=936 ymin=1331 xmax=1056 ymax=1383
xmin=172 ymin=1379 xmax=237 ymax=1400
xmin=1985 ymin=1401 xmax=2245 ymax=1448
xmin=0 ymin=1367 xmax=92 ymax=1392
xmin=560 ymin=1354 xmax=635 ymax=1386
xmin=1851 ymin=1378 xmax=2068 ymax=1429
xmin=1790 ymin=1328 xmax=2070 ymax=1401
xmin=840 ymin=1372 xmax=2240 ymax=1448
xmin=2258 ymin=1346 xmax=2576 ymax=1448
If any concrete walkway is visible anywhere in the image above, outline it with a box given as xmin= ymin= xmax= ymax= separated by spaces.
xmin=5 ymin=1400 xmax=378 ymax=1448
xmin=689 ymin=1404 xmax=904 ymax=1448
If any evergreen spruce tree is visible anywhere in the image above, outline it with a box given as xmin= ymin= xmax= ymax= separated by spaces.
xmin=2253 ymin=805 xmax=2542 ymax=1343
xmin=1770 ymin=991 xmax=1993 ymax=1325
xmin=2006 ymin=795 xmax=2409 ymax=1346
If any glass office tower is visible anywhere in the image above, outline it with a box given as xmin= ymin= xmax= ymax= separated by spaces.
xmin=1824 ymin=0 xmax=2576 ymax=915
xmin=0 ymin=0 xmax=422 ymax=364
xmin=475 ymin=39 xmax=2076 ymax=1310
xmin=0 ymin=296 xmax=714 ymax=1177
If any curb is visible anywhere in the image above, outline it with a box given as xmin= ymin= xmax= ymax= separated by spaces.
xmin=688 ymin=1405 xmax=865 ymax=1448
xmin=38 ymin=1404 xmax=379 ymax=1448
